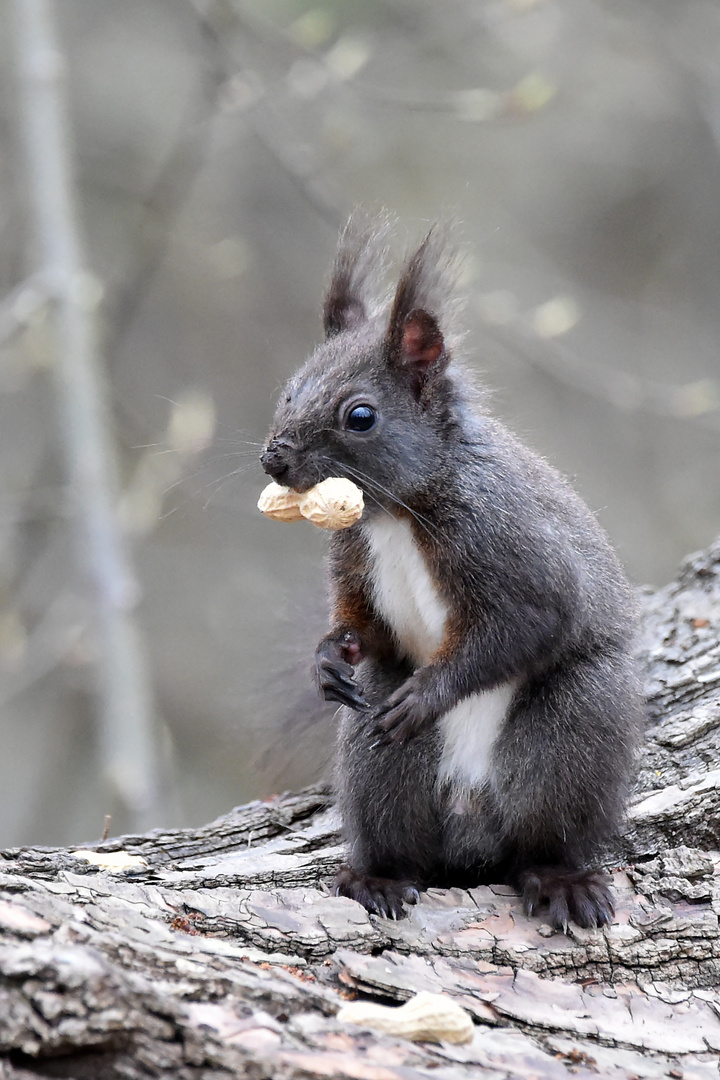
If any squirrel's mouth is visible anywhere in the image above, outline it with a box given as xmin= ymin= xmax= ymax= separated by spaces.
xmin=282 ymin=470 xmax=346 ymax=495
xmin=259 ymin=440 xmax=329 ymax=494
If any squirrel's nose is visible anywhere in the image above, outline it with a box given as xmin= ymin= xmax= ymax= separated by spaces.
xmin=261 ymin=438 xmax=292 ymax=481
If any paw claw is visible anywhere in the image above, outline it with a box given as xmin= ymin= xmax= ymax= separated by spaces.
xmin=365 ymin=678 xmax=433 ymax=743
xmin=520 ymin=867 xmax=614 ymax=931
xmin=324 ymin=685 xmax=368 ymax=711
xmin=334 ymin=866 xmax=420 ymax=921
xmin=315 ymin=635 xmax=368 ymax=712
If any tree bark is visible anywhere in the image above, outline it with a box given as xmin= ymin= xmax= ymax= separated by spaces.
xmin=3 ymin=541 xmax=720 ymax=1078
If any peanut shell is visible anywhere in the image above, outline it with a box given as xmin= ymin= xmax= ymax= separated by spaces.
xmin=298 ymin=477 xmax=364 ymax=530
xmin=71 ymin=850 xmax=148 ymax=873
xmin=337 ymin=990 xmax=474 ymax=1045
xmin=257 ymin=477 xmax=363 ymax=530
xmin=257 ymin=482 xmax=305 ymax=522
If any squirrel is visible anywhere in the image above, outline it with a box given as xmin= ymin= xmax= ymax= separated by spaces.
xmin=260 ymin=215 xmax=642 ymax=930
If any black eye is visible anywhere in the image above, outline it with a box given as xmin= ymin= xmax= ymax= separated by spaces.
xmin=346 ymin=405 xmax=376 ymax=432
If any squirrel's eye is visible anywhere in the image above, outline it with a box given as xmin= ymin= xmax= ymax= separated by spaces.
xmin=346 ymin=405 xmax=376 ymax=432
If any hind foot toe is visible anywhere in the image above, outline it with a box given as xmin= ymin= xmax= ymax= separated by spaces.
xmin=334 ymin=865 xmax=420 ymax=920
xmin=520 ymin=866 xmax=614 ymax=930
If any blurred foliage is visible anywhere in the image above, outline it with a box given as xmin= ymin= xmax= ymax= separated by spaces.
xmin=1 ymin=0 xmax=720 ymax=845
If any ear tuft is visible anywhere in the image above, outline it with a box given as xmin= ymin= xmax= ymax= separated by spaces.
xmin=323 ymin=210 xmax=392 ymax=338
xmin=386 ymin=224 xmax=462 ymax=393
xmin=323 ymin=296 xmax=364 ymax=337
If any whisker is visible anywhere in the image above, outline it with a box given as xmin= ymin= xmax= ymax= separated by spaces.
xmin=334 ymin=460 xmax=440 ymax=541
xmin=212 ymin=437 xmax=264 ymax=448
xmin=159 ymin=471 xmax=206 ymax=499
xmin=316 ymin=455 xmax=439 ymax=541
xmin=158 ymin=456 xmax=256 ymax=501
xmin=134 ymin=446 xmax=258 ymax=460
xmin=201 ymin=464 xmax=260 ymax=509
xmin=154 ymin=394 xmax=187 ymax=409
xmin=193 ymin=450 xmax=262 ymax=462
xmin=317 ymin=456 xmax=393 ymax=522
xmin=157 ymin=505 xmax=180 ymax=523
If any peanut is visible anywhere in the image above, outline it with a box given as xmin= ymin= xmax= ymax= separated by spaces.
xmin=258 ymin=477 xmax=364 ymax=530
xmin=336 ymin=991 xmax=474 ymax=1045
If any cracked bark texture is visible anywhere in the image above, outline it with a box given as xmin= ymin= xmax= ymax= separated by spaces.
xmin=3 ymin=541 xmax=720 ymax=1078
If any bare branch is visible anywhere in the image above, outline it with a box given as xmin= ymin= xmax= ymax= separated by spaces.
xmin=11 ymin=0 xmax=165 ymax=828
xmin=187 ymin=0 xmax=345 ymax=227
xmin=106 ymin=24 xmax=225 ymax=351
xmin=481 ymin=315 xmax=720 ymax=432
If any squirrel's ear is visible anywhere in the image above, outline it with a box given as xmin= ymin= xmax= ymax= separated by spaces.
xmin=398 ymin=308 xmax=445 ymax=373
xmin=386 ymin=232 xmax=449 ymax=394
xmin=323 ymin=279 xmax=366 ymax=338
xmin=323 ymin=213 xmax=389 ymax=338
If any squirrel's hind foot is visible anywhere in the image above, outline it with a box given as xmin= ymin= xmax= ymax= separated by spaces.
xmin=519 ymin=866 xmax=614 ymax=931
xmin=334 ymin=865 xmax=420 ymax=920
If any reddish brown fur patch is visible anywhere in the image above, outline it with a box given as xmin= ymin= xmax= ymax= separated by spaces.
xmin=330 ymin=531 xmax=397 ymax=662
xmin=335 ymin=588 xmax=396 ymax=663
xmin=334 ymin=589 xmax=372 ymax=632
xmin=428 ymin=611 xmax=467 ymax=665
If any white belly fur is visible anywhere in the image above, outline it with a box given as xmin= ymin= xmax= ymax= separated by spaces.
xmin=364 ymin=516 xmax=517 ymax=791
xmin=437 ymin=682 xmax=518 ymax=791
xmin=364 ymin=516 xmax=447 ymax=665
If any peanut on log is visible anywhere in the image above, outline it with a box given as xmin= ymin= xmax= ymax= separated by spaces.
xmin=70 ymin=850 xmax=148 ymax=873
xmin=258 ymin=477 xmax=364 ymax=530
xmin=336 ymin=991 xmax=475 ymax=1045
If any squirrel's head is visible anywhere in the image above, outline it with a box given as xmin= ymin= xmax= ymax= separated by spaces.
xmin=261 ymin=214 xmax=465 ymax=507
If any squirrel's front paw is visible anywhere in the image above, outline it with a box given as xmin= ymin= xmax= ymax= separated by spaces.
xmin=314 ymin=633 xmax=369 ymax=712
xmin=369 ymin=678 xmax=434 ymax=745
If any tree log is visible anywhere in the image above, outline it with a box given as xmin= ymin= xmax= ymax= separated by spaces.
xmin=3 ymin=542 xmax=720 ymax=1078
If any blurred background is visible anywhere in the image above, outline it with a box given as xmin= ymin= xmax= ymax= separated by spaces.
xmin=1 ymin=0 xmax=720 ymax=847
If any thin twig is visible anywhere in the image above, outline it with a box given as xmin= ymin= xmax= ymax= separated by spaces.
xmin=186 ymin=0 xmax=344 ymax=228
xmin=106 ymin=21 xmax=226 ymax=353
xmin=483 ymin=319 xmax=720 ymax=432
xmin=12 ymin=0 xmax=165 ymax=829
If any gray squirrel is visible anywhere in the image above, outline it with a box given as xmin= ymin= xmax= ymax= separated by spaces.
xmin=260 ymin=215 xmax=642 ymax=929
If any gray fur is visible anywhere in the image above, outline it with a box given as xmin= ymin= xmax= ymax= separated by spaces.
xmin=261 ymin=217 xmax=643 ymax=928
